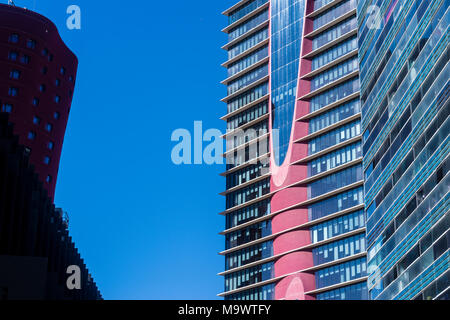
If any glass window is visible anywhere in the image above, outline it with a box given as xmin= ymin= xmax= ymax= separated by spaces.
xmin=20 ymin=55 xmax=30 ymax=64
xmin=8 ymin=87 xmax=18 ymax=97
xmin=9 ymin=70 xmax=20 ymax=80
xmin=26 ymin=39 xmax=36 ymax=49
xmin=8 ymin=51 xmax=18 ymax=61
xmin=28 ymin=131 xmax=36 ymax=140
xmin=1 ymin=103 xmax=13 ymax=113
xmin=9 ymin=34 xmax=19 ymax=43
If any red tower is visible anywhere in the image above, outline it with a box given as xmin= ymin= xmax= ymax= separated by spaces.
xmin=0 ymin=4 xmax=77 ymax=199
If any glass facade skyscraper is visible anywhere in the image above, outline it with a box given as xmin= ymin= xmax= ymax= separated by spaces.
xmin=358 ymin=0 xmax=449 ymax=300
xmin=220 ymin=0 xmax=367 ymax=300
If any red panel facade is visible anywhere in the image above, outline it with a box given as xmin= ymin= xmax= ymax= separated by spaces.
xmin=0 ymin=4 xmax=78 ymax=199
xmin=269 ymin=0 xmax=316 ymax=300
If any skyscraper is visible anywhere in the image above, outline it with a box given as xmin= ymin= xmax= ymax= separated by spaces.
xmin=358 ymin=0 xmax=449 ymax=300
xmin=0 ymin=3 xmax=78 ymax=200
xmin=220 ymin=0 xmax=367 ymax=300
xmin=0 ymin=4 xmax=101 ymax=300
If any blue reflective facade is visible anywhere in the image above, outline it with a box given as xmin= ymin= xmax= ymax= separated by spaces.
xmin=270 ymin=0 xmax=305 ymax=165
xmin=358 ymin=0 xmax=449 ymax=300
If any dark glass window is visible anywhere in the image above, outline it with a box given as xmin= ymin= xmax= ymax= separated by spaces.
xmin=27 ymin=39 xmax=36 ymax=49
xmin=1 ymin=103 xmax=13 ymax=113
xmin=28 ymin=131 xmax=36 ymax=140
xmin=20 ymin=55 xmax=30 ymax=64
xmin=9 ymin=70 xmax=20 ymax=80
xmin=8 ymin=51 xmax=18 ymax=61
xmin=33 ymin=116 xmax=40 ymax=125
xmin=45 ymin=123 xmax=53 ymax=132
xmin=54 ymin=112 xmax=60 ymax=120
xmin=44 ymin=156 xmax=51 ymax=165
xmin=32 ymin=98 xmax=39 ymax=106
xmin=9 ymin=34 xmax=19 ymax=43
xmin=48 ymin=141 xmax=54 ymax=150
xmin=26 ymin=39 xmax=36 ymax=49
xmin=39 ymin=84 xmax=46 ymax=92
xmin=8 ymin=87 xmax=18 ymax=97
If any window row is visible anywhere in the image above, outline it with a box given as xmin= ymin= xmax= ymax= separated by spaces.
xmin=227 ymin=45 xmax=268 ymax=78
xmin=226 ymin=178 xmax=270 ymax=209
xmin=226 ymin=120 xmax=268 ymax=150
xmin=312 ymin=16 xmax=357 ymax=51
xmin=228 ymin=0 xmax=268 ymax=25
xmin=228 ymin=28 xmax=269 ymax=60
xmin=315 ymin=257 xmax=366 ymax=289
xmin=227 ymin=100 xmax=268 ymax=131
xmin=310 ymin=77 xmax=359 ymax=112
xmin=225 ymin=138 xmax=269 ymax=170
xmin=8 ymin=34 xmax=69 ymax=75
xmin=226 ymin=220 xmax=271 ymax=250
xmin=312 ymin=233 xmax=366 ymax=265
xmin=225 ymin=240 xmax=273 ymax=270
xmin=312 ymin=36 xmax=357 ymax=71
xmin=226 ymin=199 xmax=271 ymax=230
xmin=308 ymin=186 xmax=363 ymax=221
xmin=308 ymin=119 xmax=361 ymax=155
xmin=313 ymin=0 xmax=356 ymax=31
xmin=227 ymin=82 xmax=268 ymax=114
xmin=310 ymin=209 xmax=365 ymax=244
xmin=311 ymin=56 xmax=358 ymax=91
xmin=225 ymin=263 xmax=274 ymax=292
xmin=224 ymin=283 xmax=274 ymax=301
xmin=308 ymin=164 xmax=362 ymax=199
xmin=309 ymin=142 xmax=362 ymax=177
xmin=8 ymin=86 xmax=63 ymax=104
xmin=226 ymin=161 xmax=269 ymax=189
xmin=313 ymin=0 xmax=335 ymax=11
xmin=229 ymin=9 xmax=268 ymax=42
xmin=227 ymin=64 xmax=268 ymax=95
xmin=316 ymin=281 xmax=368 ymax=300
xmin=8 ymin=51 xmax=30 ymax=64
xmin=309 ymin=98 xmax=360 ymax=134
xmin=413 ymin=271 xmax=449 ymax=300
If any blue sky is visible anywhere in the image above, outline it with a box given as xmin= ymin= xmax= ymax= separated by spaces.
xmin=5 ymin=0 xmax=241 ymax=299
